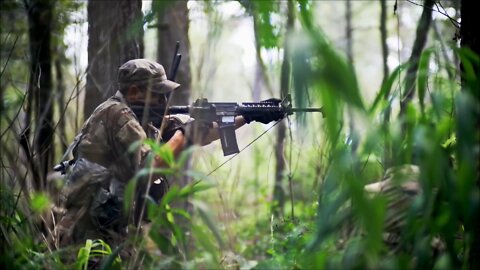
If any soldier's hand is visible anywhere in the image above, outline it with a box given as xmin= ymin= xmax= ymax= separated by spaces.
xmin=244 ymin=98 xmax=286 ymax=124
xmin=184 ymin=120 xmax=212 ymax=145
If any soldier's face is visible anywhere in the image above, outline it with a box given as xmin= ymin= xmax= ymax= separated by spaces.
xmin=126 ymin=85 xmax=168 ymax=106
xmin=149 ymin=93 xmax=168 ymax=106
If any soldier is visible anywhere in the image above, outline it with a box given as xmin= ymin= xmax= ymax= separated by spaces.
xmin=53 ymin=59 xmax=285 ymax=249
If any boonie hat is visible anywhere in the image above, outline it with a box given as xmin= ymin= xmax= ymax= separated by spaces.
xmin=118 ymin=59 xmax=180 ymax=94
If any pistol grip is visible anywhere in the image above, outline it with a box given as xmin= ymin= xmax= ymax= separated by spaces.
xmin=219 ymin=124 xmax=239 ymax=156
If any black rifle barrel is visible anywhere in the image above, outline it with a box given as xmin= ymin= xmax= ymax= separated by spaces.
xmin=288 ymin=107 xmax=323 ymax=113
xmin=167 ymin=106 xmax=189 ymax=114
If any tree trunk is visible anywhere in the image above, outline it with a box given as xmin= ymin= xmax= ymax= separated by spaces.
xmin=397 ymin=0 xmax=433 ymax=165
xmin=379 ymin=0 xmax=391 ymax=168
xmin=154 ymin=0 xmax=193 ymax=258
xmin=25 ymin=0 xmax=54 ymax=190
xmin=154 ymin=0 xmax=192 ymax=193
xmin=345 ymin=0 xmax=353 ymax=63
xmin=272 ymin=0 xmax=294 ymax=218
xmin=460 ymin=1 xmax=480 ymax=269
xmin=55 ymin=58 xmax=67 ymax=153
xmin=155 ymin=0 xmax=191 ymax=106
xmin=85 ymin=0 xmax=144 ymax=118
xmin=345 ymin=0 xmax=359 ymax=153
xmin=399 ymin=0 xmax=434 ymax=116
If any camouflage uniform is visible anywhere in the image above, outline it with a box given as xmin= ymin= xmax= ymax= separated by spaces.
xmin=364 ymin=165 xmax=445 ymax=254
xmin=55 ymin=59 xmax=185 ymax=247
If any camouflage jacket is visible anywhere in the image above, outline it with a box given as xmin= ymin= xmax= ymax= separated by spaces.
xmin=55 ymin=91 xmax=186 ymax=247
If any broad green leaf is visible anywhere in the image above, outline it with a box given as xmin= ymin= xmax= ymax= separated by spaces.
xmin=160 ymin=186 xmax=180 ymax=208
xmin=157 ymin=145 xmax=175 ymax=167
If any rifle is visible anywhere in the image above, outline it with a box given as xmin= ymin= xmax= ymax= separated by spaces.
xmin=131 ymin=95 xmax=323 ymax=156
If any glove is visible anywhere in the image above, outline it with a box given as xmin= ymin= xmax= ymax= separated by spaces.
xmin=183 ymin=120 xmax=212 ymax=145
xmin=243 ymin=98 xmax=286 ymax=124
xmin=160 ymin=118 xmax=187 ymax=141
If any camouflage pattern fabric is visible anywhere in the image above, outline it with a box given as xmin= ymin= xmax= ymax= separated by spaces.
xmin=364 ymin=165 xmax=445 ymax=253
xmin=54 ymin=91 xmax=185 ymax=247
xmin=56 ymin=158 xmax=123 ymax=246
xmin=364 ymin=165 xmax=422 ymax=251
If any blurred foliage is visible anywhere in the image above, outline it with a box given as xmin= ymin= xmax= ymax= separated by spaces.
xmin=1 ymin=0 xmax=478 ymax=269
xmin=239 ymin=0 xmax=281 ymax=49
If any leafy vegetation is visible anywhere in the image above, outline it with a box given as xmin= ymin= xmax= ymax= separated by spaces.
xmin=1 ymin=0 xmax=478 ymax=269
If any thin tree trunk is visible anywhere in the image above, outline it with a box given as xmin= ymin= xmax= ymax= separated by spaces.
xmin=85 ymin=0 xmax=144 ymax=118
xmin=379 ymin=0 xmax=391 ymax=168
xmin=25 ymin=0 xmax=54 ymax=190
xmin=345 ymin=0 xmax=353 ymax=62
xmin=345 ymin=0 xmax=359 ymax=153
xmin=380 ymin=0 xmax=389 ymax=81
xmin=397 ymin=0 xmax=433 ymax=167
xmin=399 ymin=0 xmax=434 ymax=116
xmin=272 ymin=0 xmax=294 ymax=218
xmin=154 ymin=0 xmax=192 ymax=195
xmin=55 ymin=58 xmax=67 ymax=153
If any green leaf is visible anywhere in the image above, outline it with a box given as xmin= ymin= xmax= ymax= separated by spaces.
xmin=369 ymin=63 xmax=409 ymax=114
xmin=76 ymin=239 xmax=93 ymax=270
xmin=157 ymin=145 xmax=175 ymax=167
xmin=165 ymin=204 xmax=175 ymax=224
xmin=297 ymin=0 xmax=365 ymax=111
xmin=251 ymin=1 xmax=280 ymax=49
xmin=417 ymin=48 xmax=433 ymax=111
xmin=149 ymin=223 xmax=174 ymax=254
xmin=99 ymin=244 xmax=123 ymax=270
xmin=171 ymin=208 xmax=191 ymax=220
xmin=184 ymin=169 xmax=210 ymax=181
xmin=140 ymin=138 xmax=176 ymax=167
xmin=179 ymin=180 xmax=214 ymax=198
xmin=30 ymin=192 xmax=51 ymax=214
xmin=160 ymin=186 xmax=180 ymax=208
